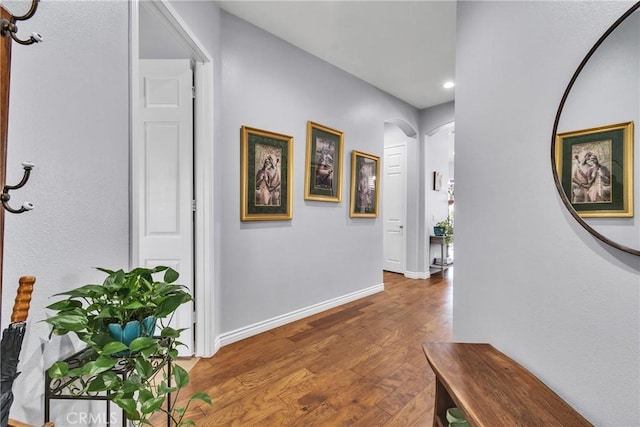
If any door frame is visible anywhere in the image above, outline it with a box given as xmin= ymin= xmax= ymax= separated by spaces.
xmin=130 ymin=0 xmax=216 ymax=357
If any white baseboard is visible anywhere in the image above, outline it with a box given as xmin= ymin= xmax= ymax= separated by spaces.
xmin=405 ymin=270 xmax=430 ymax=279
xmin=217 ymin=283 xmax=384 ymax=347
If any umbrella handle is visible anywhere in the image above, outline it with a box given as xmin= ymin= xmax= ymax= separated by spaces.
xmin=11 ymin=275 xmax=35 ymax=323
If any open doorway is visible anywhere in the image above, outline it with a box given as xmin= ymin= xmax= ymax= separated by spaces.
xmin=133 ymin=0 xmax=216 ymax=357
xmin=427 ymin=122 xmax=454 ymax=274
xmin=383 ymin=120 xmax=417 ymax=275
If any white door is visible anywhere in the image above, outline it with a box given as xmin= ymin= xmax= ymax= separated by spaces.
xmin=137 ymin=59 xmax=194 ymax=355
xmin=383 ymin=144 xmax=407 ymax=273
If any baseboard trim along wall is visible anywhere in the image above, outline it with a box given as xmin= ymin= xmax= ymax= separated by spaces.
xmin=218 ymin=282 xmax=385 ymax=347
xmin=405 ymin=271 xmax=430 ymax=280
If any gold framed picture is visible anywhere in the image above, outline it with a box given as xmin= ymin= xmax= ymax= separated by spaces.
xmin=240 ymin=126 xmax=293 ymax=221
xmin=349 ymin=150 xmax=380 ymax=218
xmin=304 ymin=121 xmax=344 ymax=202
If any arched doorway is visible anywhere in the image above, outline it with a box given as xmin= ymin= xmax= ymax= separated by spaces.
xmin=426 ymin=121 xmax=455 ymax=273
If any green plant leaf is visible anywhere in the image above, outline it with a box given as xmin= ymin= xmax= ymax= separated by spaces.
xmin=140 ymin=345 xmax=160 ymax=359
xmin=113 ymin=397 xmax=139 ymax=420
xmin=173 ymin=364 xmax=189 ymax=388
xmin=163 ymin=267 xmax=179 ymax=283
xmin=180 ymin=420 xmax=195 ymax=426
xmin=78 ymin=356 xmax=117 ymax=376
xmin=141 ymin=396 xmax=165 ymax=414
xmin=95 ymin=267 xmax=117 ymax=275
xmin=90 ymin=332 xmax=114 ymax=348
xmin=155 ymin=294 xmax=190 ymax=318
xmin=113 ymin=269 xmax=126 ymax=284
xmin=101 ymin=372 xmax=121 ymax=389
xmin=191 ymin=392 xmax=212 ymax=405
xmin=135 ymin=358 xmax=153 ymax=378
xmin=87 ymin=375 xmax=108 ymax=392
xmin=47 ymin=361 xmax=68 ymax=378
xmin=159 ymin=326 xmax=181 ymax=338
xmin=94 ymin=355 xmax=118 ymax=369
xmin=119 ymin=380 xmax=143 ymax=395
xmin=95 ymin=306 xmax=117 ymax=319
xmin=45 ymin=313 xmax=88 ymax=332
xmin=46 ymin=299 xmax=83 ymax=311
xmin=123 ymin=301 xmax=146 ymax=310
xmin=101 ymin=341 xmax=129 ymax=355
xmin=138 ymin=389 xmax=154 ymax=403
xmin=53 ymin=284 xmax=107 ymax=299
xmin=130 ymin=337 xmax=157 ymax=352
xmin=157 ymin=381 xmax=178 ymax=395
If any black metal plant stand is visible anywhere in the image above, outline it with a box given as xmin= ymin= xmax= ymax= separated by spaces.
xmin=44 ymin=345 xmax=171 ymax=427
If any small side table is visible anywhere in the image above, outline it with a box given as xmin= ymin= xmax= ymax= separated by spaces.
xmin=429 ymin=235 xmax=448 ymax=274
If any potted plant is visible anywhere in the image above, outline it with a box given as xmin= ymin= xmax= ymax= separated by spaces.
xmin=44 ymin=266 xmax=211 ymax=426
xmin=435 ymin=216 xmax=454 ymax=246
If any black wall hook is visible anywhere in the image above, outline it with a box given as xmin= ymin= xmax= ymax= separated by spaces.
xmin=0 ymin=0 xmax=42 ymax=46
xmin=2 ymin=162 xmax=35 ymax=214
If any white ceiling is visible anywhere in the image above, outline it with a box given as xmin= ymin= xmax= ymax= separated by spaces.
xmin=215 ymin=1 xmax=456 ymax=110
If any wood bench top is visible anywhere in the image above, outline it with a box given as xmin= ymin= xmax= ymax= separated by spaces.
xmin=423 ymin=342 xmax=593 ymax=427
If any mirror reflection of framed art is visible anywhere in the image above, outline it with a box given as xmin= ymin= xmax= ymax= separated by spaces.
xmin=556 ymin=122 xmax=633 ymax=218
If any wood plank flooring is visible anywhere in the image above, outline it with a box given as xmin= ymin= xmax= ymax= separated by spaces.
xmin=163 ymin=270 xmax=452 ymax=426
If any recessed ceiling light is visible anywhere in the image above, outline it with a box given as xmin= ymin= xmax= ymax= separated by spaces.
xmin=443 ymin=81 xmax=455 ymax=89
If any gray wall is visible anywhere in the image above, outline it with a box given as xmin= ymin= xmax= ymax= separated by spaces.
xmin=455 ymin=2 xmax=640 ymax=425
xmin=218 ymin=11 xmax=420 ymax=333
xmin=2 ymin=3 xmax=422 ymax=421
xmin=8 ymin=1 xmax=638 ymax=425
xmin=420 ymin=101 xmax=454 ymax=136
xmin=2 ymin=1 xmax=130 ymax=423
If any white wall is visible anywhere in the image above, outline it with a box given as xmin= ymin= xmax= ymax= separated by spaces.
xmin=2 ymin=1 xmax=130 ymax=424
xmin=218 ymin=11 xmax=420 ymax=334
xmin=455 ymin=2 xmax=640 ymax=426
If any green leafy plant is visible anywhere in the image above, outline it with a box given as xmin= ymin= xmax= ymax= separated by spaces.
xmin=435 ymin=216 xmax=454 ymax=246
xmin=45 ymin=266 xmax=211 ymax=426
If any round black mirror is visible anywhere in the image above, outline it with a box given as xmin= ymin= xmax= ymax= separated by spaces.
xmin=552 ymin=2 xmax=640 ymax=256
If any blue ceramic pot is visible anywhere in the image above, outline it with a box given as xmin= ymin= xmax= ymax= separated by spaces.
xmin=108 ymin=315 xmax=156 ymax=347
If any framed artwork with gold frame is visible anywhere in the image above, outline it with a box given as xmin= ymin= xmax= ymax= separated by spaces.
xmin=349 ymin=150 xmax=380 ymax=218
xmin=555 ymin=121 xmax=633 ymax=217
xmin=240 ymin=126 xmax=293 ymax=221
xmin=304 ymin=121 xmax=344 ymax=202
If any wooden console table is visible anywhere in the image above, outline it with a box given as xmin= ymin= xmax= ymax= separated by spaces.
xmin=423 ymin=342 xmax=593 ymax=427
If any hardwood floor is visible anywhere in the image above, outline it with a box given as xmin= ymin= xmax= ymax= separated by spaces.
xmin=168 ymin=270 xmax=452 ymax=426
